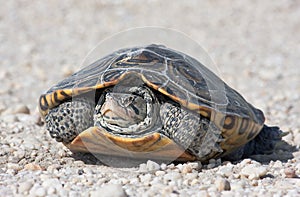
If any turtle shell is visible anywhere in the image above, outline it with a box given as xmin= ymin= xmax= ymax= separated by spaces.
xmin=39 ymin=44 xmax=265 ymax=160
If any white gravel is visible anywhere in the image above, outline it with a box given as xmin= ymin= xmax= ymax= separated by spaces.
xmin=1 ymin=0 xmax=300 ymax=196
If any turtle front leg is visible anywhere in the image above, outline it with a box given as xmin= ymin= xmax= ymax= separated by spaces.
xmin=160 ymin=102 xmax=223 ymax=161
xmin=45 ymin=99 xmax=94 ymax=143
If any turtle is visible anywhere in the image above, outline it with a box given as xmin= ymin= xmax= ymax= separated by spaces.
xmin=38 ymin=44 xmax=284 ymax=162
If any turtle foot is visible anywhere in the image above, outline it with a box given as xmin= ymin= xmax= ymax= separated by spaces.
xmin=223 ymin=125 xmax=290 ymax=161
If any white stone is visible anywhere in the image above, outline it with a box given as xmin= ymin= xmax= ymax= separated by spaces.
xmin=139 ymin=174 xmax=152 ymax=185
xmin=36 ymin=187 xmax=46 ymax=197
xmin=241 ymin=164 xmax=268 ymax=180
xmin=146 ymin=160 xmax=160 ymax=171
xmin=216 ymin=178 xmax=231 ymax=191
xmin=90 ymin=184 xmax=126 ymax=197
xmin=181 ymin=164 xmax=193 ymax=174
xmin=160 ymin=163 xmax=167 ymax=170
xmin=217 ymin=165 xmax=234 ymax=177
xmin=18 ymin=181 xmax=33 ymax=194
xmin=6 ymin=163 xmax=21 ymax=171
xmin=155 ymin=170 xmax=165 ymax=176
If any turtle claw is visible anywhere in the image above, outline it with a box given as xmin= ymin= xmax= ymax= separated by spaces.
xmin=280 ymin=131 xmax=289 ymax=138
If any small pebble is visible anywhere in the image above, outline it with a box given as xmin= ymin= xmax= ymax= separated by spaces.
xmin=181 ymin=164 xmax=193 ymax=174
xmin=90 ymin=184 xmax=127 ymax=197
xmin=190 ymin=179 xmax=199 ymax=186
xmin=7 ymin=163 xmax=21 ymax=171
xmin=209 ymin=159 xmax=216 ymax=164
xmin=6 ymin=169 xmax=17 ymax=175
xmin=42 ymin=178 xmax=62 ymax=191
xmin=207 ymin=163 xmax=216 ymax=169
xmin=240 ymin=159 xmax=252 ymax=167
xmin=216 ymin=178 xmax=231 ymax=191
xmin=251 ymin=180 xmax=258 ymax=186
xmin=3 ymin=104 xmax=30 ymax=115
xmin=78 ymin=169 xmax=84 ymax=175
xmin=74 ymin=160 xmax=85 ymax=166
xmin=197 ymin=190 xmax=209 ymax=197
xmin=241 ymin=164 xmax=267 ymax=180
xmin=18 ymin=181 xmax=33 ymax=194
xmin=47 ymin=187 xmax=56 ymax=195
xmin=230 ymin=182 xmax=246 ymax=191
xmin=34 ymin=187 xmax=46 ymax=197
xmin=139 ymin=174 xmax=152 ymax=185
xmin=296 ymin=163 xmax=300 ymax=171
xmin=160 ymin=163 xmax=167 ymax=170
xmin=146 ymin=160 xmax=160 ymax=171
xmin=272 ymin=160 xmax=283 ymax=168
xmin=185 ymin=172 xmax=198 ymax=182
xmin=24 ymin=163 xmax=42 ymax=171
xmin=188 ymin=162 xmax=202 ymax=170
xmin=217 ymin=165 xmax=234 ymax=177
xmin=138 ymin=163 xmax=147 ymax=172
xmin=139 ymin=160 xmax=160 ymax=172
xmin=155 ymin=170 xmax=166 ymax=176
xmin=164 ymin=171 xmax=181 ymax=182
xmin=34 ymin=113 xmax=44 ymax=126
xmin=0 ymin=114 xmax=19 ymax=123
xmin=284 ymin=168 xmax=297 ymax=178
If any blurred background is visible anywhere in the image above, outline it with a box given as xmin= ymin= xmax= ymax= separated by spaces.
xmin=1 ymin=0 xmax=299 ymax=131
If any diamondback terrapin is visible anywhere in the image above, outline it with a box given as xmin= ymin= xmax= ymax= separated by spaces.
xmin=39 ymin=44 xmax=283 ymax=162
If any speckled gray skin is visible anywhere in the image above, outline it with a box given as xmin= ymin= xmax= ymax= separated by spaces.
xmin=160 ymin=102 xmax=223 ymax=160
xmin=45 ymin=100 xmax=94 ymax=143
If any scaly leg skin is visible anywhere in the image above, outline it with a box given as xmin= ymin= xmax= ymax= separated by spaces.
xmin=45 ymin=99 xmax=94 ymax=143
xmin=160 ymin=102 xmax=224 ymax=161
xmin=223 ymin=125 xmax=286 ymax=161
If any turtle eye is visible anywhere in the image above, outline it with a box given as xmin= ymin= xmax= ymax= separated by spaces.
xmin=124 ymin=95 xmax=134 ymax=103
xmin=129 ymin=86 xmax=147 ymax=97
xmin=120 ymin=95 xmax=135 ymax=107
xmin=129 ymin=103 xmax=140 ymax=115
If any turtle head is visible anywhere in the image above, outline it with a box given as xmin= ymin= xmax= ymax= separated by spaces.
xmin=100 ymin=92 xmax=147 ymax=127
xmin=95 ymin=86 xmax=159 ymax=135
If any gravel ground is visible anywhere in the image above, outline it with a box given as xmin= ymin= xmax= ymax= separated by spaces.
xmin=1 ymin=1 xmax=300 ymax=196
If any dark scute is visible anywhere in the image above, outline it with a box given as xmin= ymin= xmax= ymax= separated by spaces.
xmin=115 ymin=62 xmax=139 ymax=67
xmin=39 ymin=95 xmax=49 ymax=111
xmin=164 ymin=81 xmax=188 ymax=101
xmin=222 ymin=115 xmax=236 ymax=130
xmin=239 ymin=118 xmax=249 ymax=135
xmin=146 ymin=45 xmax=183 ymax=59
xmin=173 ymin=60 xmax=202 ymax=83
xmin=150 ymin=82 xmax=163 ymax=87
xmin=60 ymin=91 xmax=70 ymax=98
xmin=165 ymin=87 xmax=174 ymax=95
xmin=103 ymin=70 xmax=126 ymax=82
xmin=75 ymin=77 xmax=101 ymax=88
xmin=143 ymin=71 xmax=168 ymax=88
xmin=53 ymin=92 xmax=58 ymax=102
xmin=130 ymin=50 xmax=162 ymax=63
xmin=114 ymin=53 xmax=129 ymax=62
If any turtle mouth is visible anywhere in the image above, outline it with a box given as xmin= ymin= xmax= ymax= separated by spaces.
xmin=94 ymin=86 xmax=160 ymax=136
